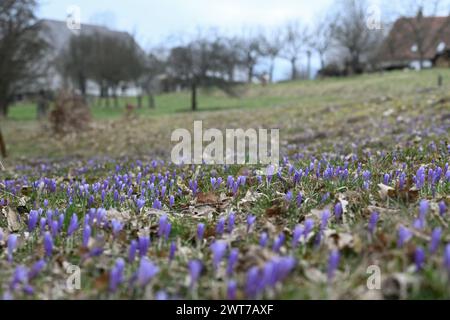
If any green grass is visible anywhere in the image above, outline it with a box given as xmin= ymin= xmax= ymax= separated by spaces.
xmin=8 ymin=68 xmax=450 ymax=122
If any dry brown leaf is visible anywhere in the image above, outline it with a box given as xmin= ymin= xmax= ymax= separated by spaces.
xmin=4 ymin=206 xmax=21 ymax=232
xmin=191 ymin=205 xmax=216 ymax=218
xmin=94 ymin=272 xmax=109 ymax=291
xmin=197 ymin=192 xmax=219 ymax=204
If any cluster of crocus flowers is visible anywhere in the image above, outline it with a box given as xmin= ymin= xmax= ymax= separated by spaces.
xmin=109 ymin=258 xmax=125 ymax=292
xmin=245 ymin=256 xmax=296 ymax=298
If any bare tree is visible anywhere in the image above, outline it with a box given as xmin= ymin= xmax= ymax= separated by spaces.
xmin=57 ymin=34 xmax=95 ymax=98
xmin=167 ymin=34 xmax=238 ymax=111
xmin=140 ymin=51 xmax=165 ymax=108
xmin=0 ymin=0 xmax=48 ymax=117
xmin=237 ymin=31 xmax=263 ymax=83
xmin=87 ymin=32 xmax=144 ymax=107
xmin=280 ymin=21 xmax=309 ymax=80
xmin=331 ymin=0 xmax=382 ymax=74
xmin=260 ymin=28 xmax=284 ymax=83
xmin=310 ymin=16 xmax=334 ymax=71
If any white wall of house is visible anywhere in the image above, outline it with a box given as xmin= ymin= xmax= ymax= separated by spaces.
xmin=409 ymin=60 xmax=433 ymax=70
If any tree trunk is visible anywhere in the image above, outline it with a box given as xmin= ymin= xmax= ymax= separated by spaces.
xmin=0 ymin=128 xmax=6 ymax=158
xmin=291 ymin=58 xmax=297 ymax=80
xmin=191 ymin=80 xmax=197 ymax=111
xmin=269 ymin=58 xmax=275 ymax=83
xmin=113 ymin=88 xmax=118 ymax=108
xmin=0 ymin=101 xmax=9 ymax=118
xmin=247 ymin=66 xmax=253 ymax=83
xmin=137 ymin=95 xmax=142 ymax=109
xmin=148 ymin=92 xmax=155 ymax=109
xmin=319 ymin=53 xmax=325 ymax=71
xmin=228 ymin=68 xmax=235 ymax=82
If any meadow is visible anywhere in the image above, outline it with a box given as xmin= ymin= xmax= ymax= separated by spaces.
xmin=0 ymin=69 xmax=449 ymax=299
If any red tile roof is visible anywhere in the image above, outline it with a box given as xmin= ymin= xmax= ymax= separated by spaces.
xmin=379 ymin=16 xmax=450 ymax=62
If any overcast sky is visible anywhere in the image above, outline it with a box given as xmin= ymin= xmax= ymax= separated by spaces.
xmin=36 ymin=0 xmax=450 ymax=80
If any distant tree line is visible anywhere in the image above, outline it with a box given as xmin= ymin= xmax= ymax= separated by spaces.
xmin=1 ymin=0 xmax=448 ymax=118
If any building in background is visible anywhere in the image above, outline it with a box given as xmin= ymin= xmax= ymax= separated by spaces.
xmin=378 ymin=16 xmax=450 ymax=70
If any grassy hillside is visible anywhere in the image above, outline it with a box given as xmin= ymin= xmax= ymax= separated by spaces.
xmin=7 ymin=68 xmax=450 ymax=122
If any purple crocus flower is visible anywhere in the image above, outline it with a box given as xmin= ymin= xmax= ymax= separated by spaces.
xmin=10 ymin=265 xmax=28 ymax=291
xmin=210 ymin=240 xmax=227 ymax=270
xmin=226 ymin=249 xmax=239 ymax=276
xmin=419 ymin=200 xmax=429 ymax=220
xmin=111 ymin=219 xmax=123 ymax=238
xmin=416 ymin=167 xmax=426 ymax=189
xmin=136 ymin=198 xmax=146 ymax=211
xmin=39 ymin=217 xmax=47 ymax=233
xmin=138 ymin=235 xmax=150 ymax=257
xmin=444 ymin=244 xmax=450 ymax=272
xmin=285 ymin=190 xmax=293 ymax=202
xmin=109 ymin=258 xmax=125 ymax=292
xmin=247 ymin=215 xmax=256 ymax=232
xmin=152 ymin=198 xmax=162 ymax=210
xmin=368 ymin=212 xmax=379 ymax=234
xmin=292 ymin=224 xmax=304 ymax=248
xmin=296 ymin=193 xmax=303 ymax=208
xmin=259 ymin=232 xmax=269 ymax=247
xmin=429 ymin=228 xmax=442 ymax=254
xmin=158 ymin=215 xmax=169 ymax=238
xmin=303 ymin=219 xmax=314 ymax=238
xmin=334 ymin=202 xmax=343 ymax=220
xmin=413 ymin=217 xmax=426 ymax=230
xmin=228 ymin=212 xmax=235 ymax=233
xmin=439 ymin=201 xmax=447 ymax=216
xmin=227 ymin=280 xmax=237 ymax=300
xmin=155 ymin=291 xmax=168 ymax=300
xmin=188 ymin=260 xmax=202 ymax=288
xmin=245 ymin=266 xmax=261 ymax=298
xmin=397 ymin=225 xmax=412 ymax=248
xmin=169 ymin=241 xmax=176 ymax=262
xmin=216 ymin=217 xmax=225 ymax=236
xmin=169 ymin=195 xmax=175 ymax=207
xmin=266 ymin=165 xmax=275 ymax=184
xmin=415 ymin=247 xmax=425 ymax=271
xmin=137 ymin=257 xmax=159 ymax=286
xmin=28 ymin=210 xmax=39 ymax=232
xmin=44 ymin=232 xmax=53 ymax=257
xmin=327 ymin=249 xmax=340 ymax=282
xmin=82 ymin=225 xmax=91 ymax=248
xmin=164 ymin=222 xmax=171 ymax=240
xmin=129 ymin=240 xmax=138 ymax=263
xmin=320 ymin=210 xmax=330 ymax=230
xmin=28 ymin=260 xmax=46 ymax=280
xmin=7 ymin=234 xmax=18 ymax=262
xmin=50 ymin=220 xmax=59 ymax=237
xmin=272 ymin=233 xmax=285 ymax=253
xmin=197 ymin=223 xmax=205 ymax=242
